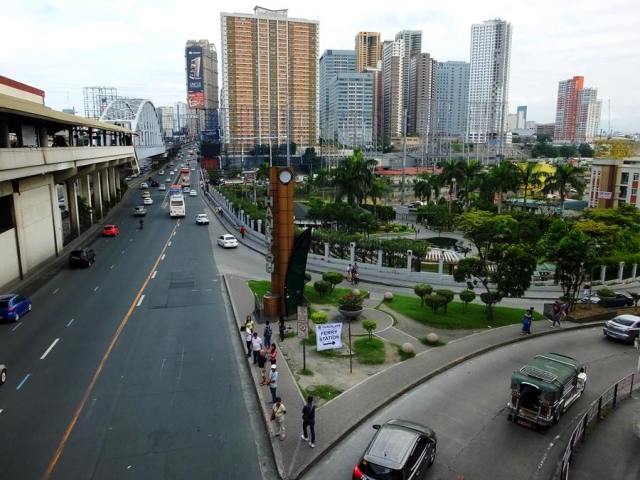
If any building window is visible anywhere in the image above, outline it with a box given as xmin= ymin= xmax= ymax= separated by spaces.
xmin=621 ymin=172 xmax=630 ymax=184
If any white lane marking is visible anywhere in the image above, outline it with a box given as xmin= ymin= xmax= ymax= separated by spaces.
xmin=110 ymin=265 xmax=114 ymax=270
xmin=136 ymin=295 xmax=145 ymax=307
xmin=52 ymin=288 xmax=60 ymax=295
xmin=11 ymin=322 xmax=22 ymax=332
xmin=161 ymin=254 xmax=166 ymax=261
xmin=67 ymin=318 xmax=75 ymax=327
xmin=16 ymin=373 xmax=31 ymax=390
xmin=159 ymin=358 xmax=166 ymax=377
xmin=40 ymin=338 xmax=60 ymax=360
xmin=172 ymin=231 xmax=177 ymax=237
xmin=94 ymin=286 xmax=100 ymax=292
xmin=168 ymin=241 xmax=172 ymax=246
xmin=151 ymin=270 xmax=157 ymax=279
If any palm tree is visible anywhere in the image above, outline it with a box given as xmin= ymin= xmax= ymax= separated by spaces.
xmin=517 ymin=161 xmax=544 ymax=208
xmin=332 ymin=149 xmax=376 ymax=205
xmin=438 ymin=159 xmax=463 ymax=194
xmin=368 ymin=177 xmax=389 ymax=206
xmin=458 ymin=160 xmax=483 ymax=208
xmin=543 ymin=163 xmax=585 ymax=213
xmin=413 ymin=173 xmax=442 ymax=203
xmin=487 ymin=162 xmax=520 ymax=213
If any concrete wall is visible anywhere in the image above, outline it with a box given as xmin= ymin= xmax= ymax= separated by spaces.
xmin=0 ymin=229 xmax=20 ymax=287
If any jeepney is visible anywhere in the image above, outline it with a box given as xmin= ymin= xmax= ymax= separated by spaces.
xmin=507 ymin=353 xmax=585 ymax=428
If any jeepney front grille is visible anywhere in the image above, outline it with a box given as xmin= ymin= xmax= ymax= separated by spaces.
xmin=520 ymin=366 xmax=558 ymax=383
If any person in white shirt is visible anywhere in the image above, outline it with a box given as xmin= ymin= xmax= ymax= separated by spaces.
xmin=577 ymin=367 xmax=587 ymax=393
xmin=251 ymin=332 xmax=263 ymax=365
xmin=242 ymin=326 xmax=253 ymax=358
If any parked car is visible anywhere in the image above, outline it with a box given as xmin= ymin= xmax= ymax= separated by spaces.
xmin=133 ymin=206 xmax=147 ymax=216
xmin=140 ymin=182 xmax=148 ymax=189
xmin=69 ymin=247 xmax=96 ymax=268
xmin=0 ymin=294 xmax=32 ymax=322
xmin=217 ymin=234 xmax=239 ymax=249
xmin=102 ymin=224 xmax=120 ymax=236
xmin=353 ymin=419 xmax=437 ymax=480
xmin=408 ymin=201 xmax=424 ymax=208
xmin=0 ymin=363 xmax=6 ymax=384
xmin=189 ymin=190 xmax=197 ymax=197
xmin=196 ymin=213 xmax=210 ymax=225
xmin=143 ymin=197 xmax=154 ymax=205
xmin=597 ymin=292 xmax=633 ymax=308
xmin=603 ymin=314 xmax=640 ymax=343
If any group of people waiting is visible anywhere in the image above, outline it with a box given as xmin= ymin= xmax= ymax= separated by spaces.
xmin=346 ymin=263 xmax=360 ymax=286
xmin=240 ymin=315 xmax=316 ymax=448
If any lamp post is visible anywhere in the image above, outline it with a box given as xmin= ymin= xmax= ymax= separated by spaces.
xmin=449 ymin=177 xmax=457 ymax=216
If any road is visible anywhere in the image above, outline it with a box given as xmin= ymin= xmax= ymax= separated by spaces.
xmin=304 ymin=327 xmax=636 ymax=480
xmin=0 ymin=161 xmax=274 ymax=479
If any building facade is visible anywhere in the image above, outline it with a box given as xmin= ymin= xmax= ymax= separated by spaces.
xmin=355 ymin=32 xmax=382 ymax=72
xmin=435 ymin=61 xmax=469 ymax=137
xmin=382 ymin=39 xmax=405 ymax=140
xmin=395 ymin=30 xmax=422 ymax=133
xmin=466 ymin=18 xmax=512 ymax=144
xmin=220 ymin=7 xmax=319 ymax=152
xmin=554 ymin=76 xmax=601 ymax=143
xmin=319 ymin=49 xmax=356 ymax=140
xmin=576 ymin=88 xmax=601 ymax=142
xmin=516 ymin=105 xmax=527 ymax=129
xmin=408 ymin=53 xmax=437 ymax=138
xmin=587 ymin=157 xmax=640 ymax=209
xmin=364 ymin=66 xmax=383 ymax=149
xmin=326 ymin=72 xmax=374 ymax=147
xmin=185 ymin=39 xmax=219 ymax=138
xmin=156 ymin=106 xmax=175 ymax=138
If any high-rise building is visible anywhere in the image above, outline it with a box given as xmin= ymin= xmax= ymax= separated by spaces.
xmin=327 ymin=72 xmax=374 ymax=147
xmin=435 ymin=61 xmax=469 ymax=136
xmin=382 ymin=39 xmax=405 ymax=140
xmin=156 ymin=106 xmax=175 ymax=138
xmin=355 ymin=32 xmax=382 ymax=72
xmin=395 ymin=30 xmax=422 ymax=132
xmin=466 ymin=18 xmax=512 ymax=144
xmin=506 ymin=113 xmax=518 ymax=132
xmin=364 ymin=66 xmax=383 ymax=148
xmin=320 ymin=50 xmax=356 ymax=140
xmin=554 ymin=76 xmax=601 ymax=143
xmin=408 ymin=53 xmax=437 ymax=138
xmin=220 ymin=7 xmax=319 ymax=152
xmin=83 ymin=87 xmax=118 ymax=120
xmin=185 ymin=39 xmax=219 ymax=137
xmin=516 ymin=105 xmax=527 ymax=129
xmin=173 ymin=101 xmax=188 ymax=134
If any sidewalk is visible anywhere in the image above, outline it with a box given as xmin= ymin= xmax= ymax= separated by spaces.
xmin=222 ymin=273 xmax=606 ymax=480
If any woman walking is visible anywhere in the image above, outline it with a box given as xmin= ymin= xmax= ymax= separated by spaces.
xmin=521 ymin=308 xmax=533 ymax=335
xmin=271 ymin=397 xmax=287 ymax=440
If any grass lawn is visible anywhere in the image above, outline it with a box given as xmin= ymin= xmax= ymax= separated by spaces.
xmin=305 ymin=384 xmax=342 ymax=401
xmin=248 ymin=280 xmax=367 ymax=306
xmin=353 ymin=337 xmax=386 ymax=364
xmin=385 ymin=293 xmax=543 ymax=329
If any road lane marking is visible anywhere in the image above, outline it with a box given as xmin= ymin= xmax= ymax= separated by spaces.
xmin=40 ymin=338 xmax=60 ymax=360
xmin=44 ymin=220 xmax=181 ymax=480
xmin=93 ymin=286 xmax=99 ymax=292
xmin=151 ymin=270 xmax=157 ymax=279
xmin=11 ymin=322 xmax=22 ymax=332
xmin=110 ymin=265 xmax=114 ymax=270
xmin=0 ymin=409 xmax=3 ymax=414
xmin=159 ymin=358 xmax=166 ymax=376
xmin=66 ymin=319 xmax=75 ymax=327
xmin=136 ymin=295 xmax=145 ymax=307
xmin=161 ymin=254 xmax=166 ymax=260
xmin=16 ymin=373 xmax=31 ymax=390
xmin=52 ymin=288 xmax=59 ymax=295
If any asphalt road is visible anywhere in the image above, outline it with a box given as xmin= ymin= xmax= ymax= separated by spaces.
xmin=303 ymin=327 xmax=636 ymax=480
xmin=0 ymin=164 xmax=273 ymax=479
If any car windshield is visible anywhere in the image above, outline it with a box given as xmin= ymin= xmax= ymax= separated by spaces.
xmin=0 ymin=300 xmax=10 ymax=309
xmin=360 ymin=461 xmax=402 ymax=480
xmin=614 ymin=318 xmax=636 ymax=327
xmin=71 ymin=250 xmax=83 ymax=256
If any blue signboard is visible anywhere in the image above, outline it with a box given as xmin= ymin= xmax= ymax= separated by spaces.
xmin=186 ymin=46 xmax=203 ymax=93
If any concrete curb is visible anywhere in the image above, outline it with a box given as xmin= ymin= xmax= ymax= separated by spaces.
xmin=290 ymin=321 xmax=606 ymax=480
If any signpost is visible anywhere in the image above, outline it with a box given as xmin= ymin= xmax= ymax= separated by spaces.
xmin=298 ymin=306 xmax=309 ymax=371
xmin=316 ymin=323 xmax=343 ymax=352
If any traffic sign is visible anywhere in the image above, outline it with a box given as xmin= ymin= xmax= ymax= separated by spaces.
xmin=297 ymin=306 xmax=309 ymax=339
xmin=316 ymin=322 xmax=343 ymax=351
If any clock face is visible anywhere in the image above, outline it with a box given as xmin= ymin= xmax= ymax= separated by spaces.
xmin=279 ymin=169 xmax=293 ymax=185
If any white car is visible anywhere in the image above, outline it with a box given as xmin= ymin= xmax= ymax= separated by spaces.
xmin=159 ymin=170 xmax=165 ymax=175
xmin=183 ymin=187 xmax=191 ymax=193
xmin=195 ymin=214 xmax=209 ymax=225
xmin=217 ymin=234 xmax=238 ymax=249
xmin=143 ymin=197 xmax=154 ymax=205
xmin=140 ymin=182 xmax=149 ymax=189
xmin=191 ymin=168 xmax=196 ymax=171
xmin=0 ymin=363 xmax=6 ymax=385
xmin=165 ymin=177 xmax=171 ymax=183
xmin=159 ymin=184 xmax=166 ymax=191
xmin=189 ymin=190 xmax=197 ymax=197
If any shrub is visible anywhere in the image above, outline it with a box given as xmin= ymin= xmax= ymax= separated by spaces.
xmin=339 ymin=291 xmax=364 ymax=311
xmin=597 ymin=288 xmax=616 ymax=298
xmin=304 ymin=272 xmax=312 ymax=284
xmin=435 ymin=289 xmax=455 ymax=313
xmin=313 ymin=280 xmax=331 ymax=297
xmin=362 ymin=319 xmax=377 ymax=340
xmin=414 ymin=283 xmax=433 ymax=306
xmin=423 ymin=294 xmax=447 ymax=313
xmin=310 ymin=311 xmax=328 ymax=324
xmin=322 ymin=271 xmax=344 ymax=291
xmin=631 ymin=292 xmax=640 ymax=307
xmin=459 ymin=289 xmax=476 ymax=309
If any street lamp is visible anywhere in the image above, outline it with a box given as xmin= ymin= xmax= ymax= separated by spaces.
xmin=449 ymin=177 xmax=457 ymax=216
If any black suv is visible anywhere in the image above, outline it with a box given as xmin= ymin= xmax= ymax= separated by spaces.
xmin=353 ymin=419 xmax=437 ymax=480
xmin=69 ymin=248 xmax=96 ymax=268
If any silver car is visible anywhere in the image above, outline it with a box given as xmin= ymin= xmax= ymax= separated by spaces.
xmin=0 ymin=364 xmax=7 ymax=385
xmin=603 ymin=314 xmax=640 ymax=343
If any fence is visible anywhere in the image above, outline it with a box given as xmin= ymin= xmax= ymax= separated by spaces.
xmin=555 ymin=372 xmax=637 ymax=480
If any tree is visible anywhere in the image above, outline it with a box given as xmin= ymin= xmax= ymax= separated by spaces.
xmin=487 ymin=162 xmax=520 ymax=213
xmin=517 ymin=162 xmax=544 ymax=207
xmin=333 ymin=150 xmax=376 ymax=205
xmin=322 ymin=272 xmax=344 ymax=291
xmin=458 ymin=160 xmax=483 ymax=208
xmin=313 ymin=280 xmax=331 ymax=297
xmin=362 ymin=319 xmax=377 ymax=340
xmin=532 ymin=141 xmax=558 ymax=158
xmin=578 ymin=143 xmax=594 ymax=158
xmin=414 ymin=172 xmax=442 ymax=203
xmin=435 ymin=289 xmax=454 ymax=313
xmin=558 ymin=144 xmax=578 ymax=159
xmin=594 ymin=139 xmax=635 ymax=159
xmin=438 ymin=159 xmax=463 ymax=200
xmin=492 ymin=244 xmax=537 ymax=298
xmin=414 ymin=283 xmax=433 ymax=306
xmin=543 ymin=163 xmax=585 ymax=213
xmin=368 ymin=177 xmax=390 ymax=206
xmin=423 ymin=294 xmax=447 ymax=314
xmin=256 ymin=161 xmax=270 ymax=182
xmin=459 ymin=289 xmax=476 ymax=309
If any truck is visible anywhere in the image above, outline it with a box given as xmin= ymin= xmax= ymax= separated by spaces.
xmin=180 ymin=167 xmax=191 ymax=187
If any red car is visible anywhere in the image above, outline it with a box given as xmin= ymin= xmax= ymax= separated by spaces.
xmin=102 ymin=224 xmax=120 ymax=236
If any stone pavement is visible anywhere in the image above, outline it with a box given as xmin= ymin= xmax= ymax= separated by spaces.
xmin=222 ymin=273 xmax=606 ymax=479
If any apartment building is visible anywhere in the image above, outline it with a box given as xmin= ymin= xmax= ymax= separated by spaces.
xmin=355 ymin=32 xmax=382 ymax=72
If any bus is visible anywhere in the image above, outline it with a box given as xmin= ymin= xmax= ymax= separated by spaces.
xmin=180 ymin=168 xmax=190 ymax=187
xmin=169 ymin=184 xmax=182 ymax=196
xmin=169 ymin=194 xmax=185 ymax=218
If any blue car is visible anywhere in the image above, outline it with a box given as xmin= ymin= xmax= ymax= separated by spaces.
xmin=0 ymin=294 xmax=32 ymax=322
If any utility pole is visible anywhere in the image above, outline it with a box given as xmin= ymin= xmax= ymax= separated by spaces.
xmin=401 ymin=107 xmax=408 ymax=205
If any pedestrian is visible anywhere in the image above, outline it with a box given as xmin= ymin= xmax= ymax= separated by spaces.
xmin=263 ymin=320 xmax=272 ymax=349
xmin=267 ymin=343 xmax=277 ymax=367
xmin=240 ymin=225 xmax=246 ymax=238
xmin=267 ymin=364 xmax=278 ymax=403
xmin=301 ymin=395 xmax=316 ymax=448
xmin=352 ymin=270 xmax=360 ymax=286
xmin=560 ymin=302 xmax=570 ymax=324
xmin=251 ymin=332 xmax=263 ymax=364
xmin=577 ymin=367 xmax=588 ymax=393
xmin=346 ymin=264 xmax=352 ymax=284
xmin=245 ymin=315 xmax=255 ymax=333
xmin=258 ymin=347 xmax=268 ymax=384
xmin=271 ymin=397 xmax=287 ymax=440
xmin=583 ymin=284 xmax=592 ymax=302
xmin=279 ymin=316 xmax=286 ymax=342
xmin=551 ymin=301 xmax=561 ymax=327
xmin=521 ymin=307 xmax=533 ymax=335
xmin=244 ymin=325 xmax=253 ymax=357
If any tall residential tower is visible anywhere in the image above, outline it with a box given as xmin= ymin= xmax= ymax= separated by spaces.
xmin=554 ymin=76 xmax=601 ymax=142
xmin=319 ymin=50 xmax=356 ymax=140
xmin=355 ymin=32 xmax=382 ymax=72
xmin=435 ymin=61 xmax=469 ymax=137
xmin=185 ymin=39 xmax=219 ymax=137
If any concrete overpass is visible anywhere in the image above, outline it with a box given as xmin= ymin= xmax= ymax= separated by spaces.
xmin=0 ymin=79 xmax=138 ymax=288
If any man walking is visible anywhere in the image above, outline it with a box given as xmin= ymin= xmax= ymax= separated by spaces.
xmin=267 ymin=364 xmax=278 ymax=403
xmin=301 ymin=395 xmax=316 ymax=448
xmin=271 ymin=397 xmax=287 ymax=440
xmin=263 ymin=320 xmax=272 ymax=349
xmin=251 ymin=332 xmax=263 ymax=365
xmin=521 ymin=307 xmax=533 ymax=335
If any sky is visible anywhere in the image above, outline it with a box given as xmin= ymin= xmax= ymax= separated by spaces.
xmin=2 ymin=0 xmax=639 ymax=132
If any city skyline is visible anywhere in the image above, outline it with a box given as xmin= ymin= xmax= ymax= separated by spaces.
xmin=2 ymin=0 xmax=638 ymax=133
